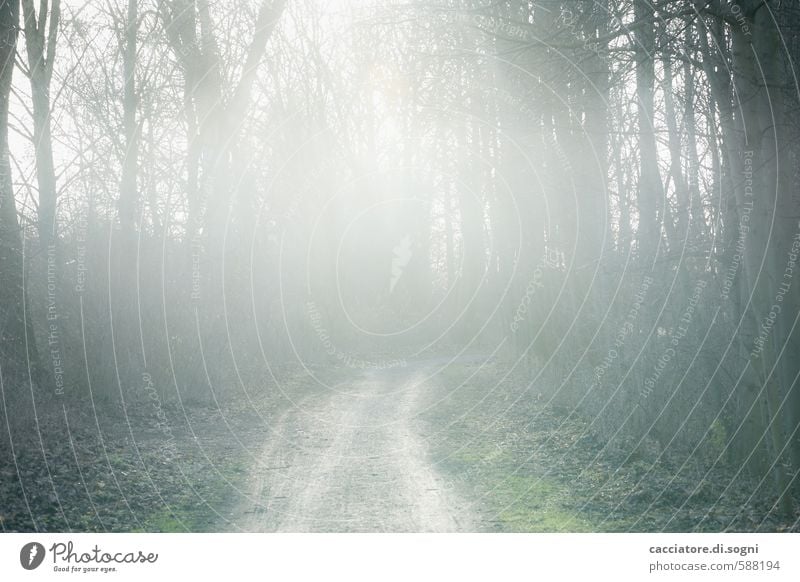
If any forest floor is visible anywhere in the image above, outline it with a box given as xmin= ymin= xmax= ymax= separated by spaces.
xmin=1 ymin=358 xmax=796 ymax=532
xmin=414 ymin=360 xmax=797 ymax=532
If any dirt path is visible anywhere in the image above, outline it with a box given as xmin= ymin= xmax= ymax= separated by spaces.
xmin=229 ymin=366 xmax=477 ymax=532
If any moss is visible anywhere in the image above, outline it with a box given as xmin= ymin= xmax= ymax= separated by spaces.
xmin=141 ymin=511 xmax=186 ymax=533
xmin=422 ymin=362 xmax=637 ymax=532
xmin=447 ymin=444 xmax=608 ymax=531
xmin=131 ymin=455 xmax=249 ymax=532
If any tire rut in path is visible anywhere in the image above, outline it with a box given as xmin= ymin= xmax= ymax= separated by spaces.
xmin=230 ymin=368 xmax=476 ymax=532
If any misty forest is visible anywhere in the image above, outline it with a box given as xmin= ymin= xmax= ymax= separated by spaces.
xmin=1 ymin=0 xmax=799 ymax=533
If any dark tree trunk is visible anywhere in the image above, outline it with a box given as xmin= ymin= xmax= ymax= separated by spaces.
xmin=634 ymin=0 xmax=662 ymax=263
xmin=0 ymin=0 xmax=39 ymax=415
xmin=20 ymin=0 xmax=59 ymax=248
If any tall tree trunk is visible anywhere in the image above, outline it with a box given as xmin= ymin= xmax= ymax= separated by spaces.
xmin=634 ymin=0 xmax=661 ymax=263
xmin=456 ymin=119 xmax=486 ymax=339
xmin=726 ymin=1 xmax=794 ymax=516
xmin=112 ymin=0 xmax=142 ymax=392
xmin=118 ymin=0 xmax=138 ymax=237
xmin=20 ymin=0 xmax=59 ymax=248
xmin=20 ymin=0 xmax=61 ymax=398
xmin=662 ymin=53 xmax=689 ymax=248
xmin=0 ymin=0 xmax=35 ymax=413
xmin=683 ymin=22 xmax=703 ymax=248
xmin=578 ymin=0 xmax=609 ymax=269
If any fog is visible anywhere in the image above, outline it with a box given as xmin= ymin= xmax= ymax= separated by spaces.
xmin=0 ymin=0 xmax=798 ymax=533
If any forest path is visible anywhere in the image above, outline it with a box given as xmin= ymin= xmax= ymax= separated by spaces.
xmin=229 ymin=364 xmax=478 ymax=532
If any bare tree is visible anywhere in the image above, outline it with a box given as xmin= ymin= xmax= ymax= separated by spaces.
xmin=0 ymin=0 xmax=25 ymax=394
xmin=20 ymin=0 xmax=59 ymax=247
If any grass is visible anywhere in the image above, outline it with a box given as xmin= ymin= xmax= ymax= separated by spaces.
xmin=0 ymin=366 xmax=322 ymax=532
xmin=435 ymin=433 xmax=614 ymax=532
xmin=420 ymin=359 xmax=797 ymax=532
xmin=420 ymin=360 xmax=673 ymax=532
xmin=132 ymin=454 xmax=251 ymax=532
